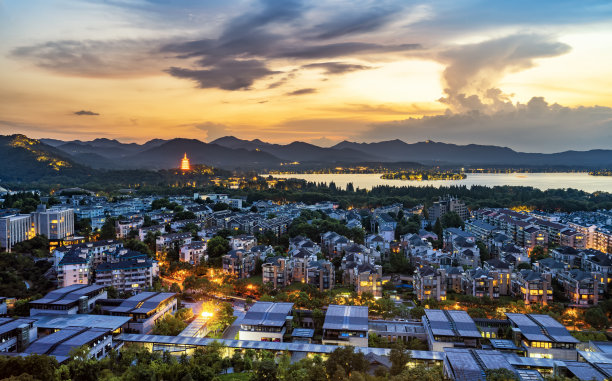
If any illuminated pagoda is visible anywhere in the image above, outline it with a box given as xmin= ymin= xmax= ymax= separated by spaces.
xmin=180 ymin=153 xmax=190 ymax=171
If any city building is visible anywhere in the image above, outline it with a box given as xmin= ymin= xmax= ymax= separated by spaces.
xmin=413 ymin=266 xmax=447 ymax=301
xmin=0 ymin=213 xmax=33 ymax=251
xmin=30 ymin=204 xmax=75 ymax=240
xmin=506 ymin=313 xmax=579 ymax=360
xmin=428 ymin=196 xmax=469 ymax=222
xmin=222 ymin=249 xmax=256 ymax=279
xmin=95 ymin=258 xmax=159 ymax=294
xmin=262 ymin=256 xmax=291 ymax=289
xmin=179 ymin=241 xmax=208 ymax=265
xmin=512 ymin=270 xmax=553 ymax=305
xmin=99 ymin=292 xmax=178 ymax=334
xmin=322 ymin=305 xmax=369 ymax=347
xmin=423 ymin=309 xmax=482 ymax=352
xmin=29 ymin=285 xmax=107 ymax=316
xmin=238 ymin=302 xmax=294 ymax=342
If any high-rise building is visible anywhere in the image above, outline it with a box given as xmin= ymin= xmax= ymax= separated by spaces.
xmin=30 ymin=205 xmax=74 ymax=240
xmin=427 ymin=196 xmax=469 ymax=222
xmin=0 ymin=214 xmax=33 ymax=251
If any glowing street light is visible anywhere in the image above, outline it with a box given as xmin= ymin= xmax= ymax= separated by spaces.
xmin=201 ymin=311 xmax=214 ymax=319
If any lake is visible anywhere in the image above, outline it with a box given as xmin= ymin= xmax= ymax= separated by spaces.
xmin=265 ymin=173 xmax=612 ymax=193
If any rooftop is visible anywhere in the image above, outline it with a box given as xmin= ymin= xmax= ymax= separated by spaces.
xmin=323 ymin=305 xmax=368 ymax=332
xmin=241 ymin=302 xmax=294 ymax=327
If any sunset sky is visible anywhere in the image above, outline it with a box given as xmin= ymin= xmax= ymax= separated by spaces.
xmin=1 ymin=0 xmax=611 ymax=152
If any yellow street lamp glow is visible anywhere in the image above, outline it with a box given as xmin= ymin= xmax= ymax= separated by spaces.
xmin=201 ymin=311 xmax=213 ymax=319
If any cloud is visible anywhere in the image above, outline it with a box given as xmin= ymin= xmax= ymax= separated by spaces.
xmin=74 ymin=110 xmax=99 ymax=116
xmin=435 ymin=34 xmax=571 ymax=112
xmin=313 ymin=4 xmax=402 ymax=40
xmin=286 ymin=88 xmax=317 ymax=96
xmin=11 ymin=39 xmax=166 ymax=78
xmin=194 ymin=122 xmax=232 ymax=141
xmin=166 ymin=59 xmax=279 ymax=90
xmin=360 ymin=98 xmax=612 ymax=152
xmin=160 ymin=0 xmax=420 ymax=90
xmin=302 ymin=62 xmax=373 ymax=75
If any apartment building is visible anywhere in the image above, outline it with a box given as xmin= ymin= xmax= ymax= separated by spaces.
xmin=306 ymin=260 xmax=335 ymax=292
xmin=512 ymin=270 xmax=553 ymax=305
xmin=557 ymin=269 xmax=604 ymax=307
xmin=428 ymin=196 xmax=469 ymax=222
xmin=414 ymin=266 xmax=447 ymax=301
xmin=30 ymin=205 xmax=74 ymax=240
xmin=262 ymin=256 xmax=291 ymax=289
xmin=222 ymin=249 xmax=256 ymax=279
xmin=322 ymin=305 xmax=368 ymax=347
xmin=179 ymin=241 xmax=207 ymax=265
xmin=0 ymin=213 xmax=32 ymax=251
xmin=95 ymin=258 xmax=159 ymax=294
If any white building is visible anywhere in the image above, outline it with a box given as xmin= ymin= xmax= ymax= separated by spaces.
xmin=30 ymin=205 xmax=75 ymax=240
xmin=180 ymin=241 xmax=208 ymax=265
xmin=0 ymin=214 xmax=33 ymax=251
xmin=239 ymin=302 xmax=294 ymax=342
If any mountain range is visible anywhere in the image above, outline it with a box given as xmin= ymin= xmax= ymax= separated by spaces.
xmin=0 ymin=134 xmax=604 ymax=175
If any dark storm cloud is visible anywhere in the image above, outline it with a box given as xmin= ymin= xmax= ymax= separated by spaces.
xmin=74 ymin=110 xmax=99 ymax=116
xmin=286 ymin=88 xmax=317 ymax=96
xmin=166 ymin=60 xmax=279 ymax=90
xmin=302 ymin=62 xmax=372 ymax=74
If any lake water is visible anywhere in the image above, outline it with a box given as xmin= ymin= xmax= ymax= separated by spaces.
xmin=266 ymin=173 xmax=612 ymax=193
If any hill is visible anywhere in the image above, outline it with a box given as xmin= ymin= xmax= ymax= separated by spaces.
xmin=0 ymin=135 xmax=93 ymax=182
xmin=127 ymin=138 xmax=282 ymax=169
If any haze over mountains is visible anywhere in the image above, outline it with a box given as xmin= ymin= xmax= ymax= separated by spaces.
xmin=0 ymin=134 xmax=609 ymax=180
xmin=37 ymin=135 xmax=612 ymax=170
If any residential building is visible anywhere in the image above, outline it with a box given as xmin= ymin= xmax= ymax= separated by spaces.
xmin=29 ymin=285 xmax=107 ymax=316
xmin=322 ymin=305 xmax=368 ymax=347
xmin=95 ymin=258 xmax=159 ymax=294
xmin=262 ymin=256 xmax=291 ymax=289
xmin=512 ymin=270 xmax=553 ymax=305
xmin=428 ymin=196 xmax=469 ymax=222
xmin=306 ymin=260 xmax=335 ymax=292
xmin=239 ymin=302 xmax=293 ymax=342
xmin=414 ymin=266 xmax=447 ymax=301
xmin=557 ymin=269 xmax=604 ymax=307
xmin=423 ymin=309 xmax=481 ymax=351
xmin=179 ymin=241 xmax=207 ymax=265
xmin=155 ymin=232 xmax=192 ymax=254
xmin=506 ymin=313 xmax=579 ymax=360
xmin=30 ymin=205 xmax=75 ymax=240
xmin=222 ymin=249 xmax=256 ymax=279
xmin=99 ymin=292 xmax=178 ymax=334
xmin=0 ymin=214 xmax=33 ymax=251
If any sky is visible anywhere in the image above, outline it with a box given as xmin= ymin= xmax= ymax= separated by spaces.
xmin=1 ymin=0 xmax=612 ymax=152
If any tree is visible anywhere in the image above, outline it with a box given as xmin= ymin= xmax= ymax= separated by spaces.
xmin=410 ymin=306 xmax=425 ymax=319
xmin=485 ymin=368 xmax=520 ymax=381
xmin=252 ymin=358 xmax=277 ymax=381
xmin=325 ymin=347 xmax=368 ymax=378
xmin=206 ymin=236 xmax=230 ymax=258
xmin=585 ymin=307 xmax=609 ymax=330
xmin=476 ymin=241 xmax=491 ymax=264
xmin=99 ymin=218 xmax=117 ymax=239
xmin=441 ymin=211 xmax=464 ymax=229
xmin=530 ymin=246 xmax=548 ymax=263
xmin=390 ymin=343 xmax=411 ymax=376
xmin=433 ymin=218 xmax=443 ymax=241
